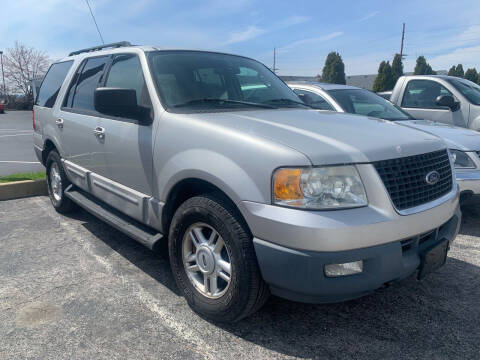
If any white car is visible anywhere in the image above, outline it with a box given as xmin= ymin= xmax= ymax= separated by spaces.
xmin=288 ymin=82 xmax=480 ymax=202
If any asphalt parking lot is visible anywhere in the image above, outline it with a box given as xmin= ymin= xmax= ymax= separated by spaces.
xmin=0 ymin=111 xmax=44 ymax=176
xmin=1 ymin=196 xmax=479 ymax=359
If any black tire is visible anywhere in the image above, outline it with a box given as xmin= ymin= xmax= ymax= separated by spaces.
xmin=45 ymin=150 xmax=78 ymax=214
xmin=168 ymin=193 xmax=269 ymax=323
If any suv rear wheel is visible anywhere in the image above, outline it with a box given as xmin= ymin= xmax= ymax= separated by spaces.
xmin=46 ymin=150 xmax=78 ymax=214
xmin=168 ymin=193 xmax=269 ymax=322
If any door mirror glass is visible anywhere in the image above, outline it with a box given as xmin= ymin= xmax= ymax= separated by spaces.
xmin=435 ymin=94 xmax=456 ymax=110
xmin=94 ymin=87 xmax=150 ymax=122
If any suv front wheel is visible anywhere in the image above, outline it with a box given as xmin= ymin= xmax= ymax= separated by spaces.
xmin=168 ymin=193 xmax=269 ymax=322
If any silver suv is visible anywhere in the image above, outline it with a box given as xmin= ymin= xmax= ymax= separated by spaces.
xmin=33 ymin=42 xmax=461 ymax=322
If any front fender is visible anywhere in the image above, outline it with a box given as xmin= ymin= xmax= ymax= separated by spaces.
xmin=158 ymin=149 xmax=266 ymax=205
xmin=468 ymin=115 xmax=480 ymax=131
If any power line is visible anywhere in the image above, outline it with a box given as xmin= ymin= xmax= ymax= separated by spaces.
xmin=84 ymin=0 xmax=104 ymax=44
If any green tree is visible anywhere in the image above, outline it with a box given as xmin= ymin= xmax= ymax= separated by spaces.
xmin=464 ymin=68 xmax=478 ymax=83
xmin=372 ymin=61 xmax=394 ymax=92
xmin=414 ymin=56 xmax=436 ymax=75
xmin=455 ymin=64 xmax=464 ymax=78
xmin=448 ymin=65 xmax=457 ymax=76
xmin=391 ymin=53 xmax=404 ymax=85
xmin=321 ymin=52 xmax=346 ymax=84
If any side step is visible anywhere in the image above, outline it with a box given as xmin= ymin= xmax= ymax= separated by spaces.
xmin=65 ymin=186 xmax=163 ymax=250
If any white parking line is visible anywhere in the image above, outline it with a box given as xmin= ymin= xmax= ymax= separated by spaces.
xmin=0 ymin=161 xmax=41 ymax=164
xmin=0 ymin=134 xmax=32 ymax=138
xmin=0 ymin=129 xmax=32 ymax=131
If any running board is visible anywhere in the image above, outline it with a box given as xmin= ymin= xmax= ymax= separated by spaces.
xmin=65 ymin=186 xmax=163 ymax=250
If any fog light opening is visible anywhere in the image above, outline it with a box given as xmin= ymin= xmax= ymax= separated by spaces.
xmin=324 ymin=260 xmax=363 ymax=277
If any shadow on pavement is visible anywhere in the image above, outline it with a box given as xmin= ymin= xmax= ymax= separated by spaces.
xmin=73 ymin=208 xmax=479 ymax=359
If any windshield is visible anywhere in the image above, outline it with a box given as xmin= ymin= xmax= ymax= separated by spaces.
xmin=447 ymin=78 xmax=480 ymax=105
xmin=327 ymin=88 xmax=414 ymax=121
xmin=147 ymin=51 xmax=303 ymax=112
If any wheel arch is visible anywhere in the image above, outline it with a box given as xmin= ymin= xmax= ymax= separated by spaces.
xmin=160 ymin=176 xmax=252 ymax=238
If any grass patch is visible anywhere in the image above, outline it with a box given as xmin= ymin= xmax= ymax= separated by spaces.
xmin=0 ymin=171 xmax=46 ymax=183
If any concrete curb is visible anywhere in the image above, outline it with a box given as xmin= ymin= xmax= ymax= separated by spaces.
xmin=0 ymin=179 xmax=48 ymax=201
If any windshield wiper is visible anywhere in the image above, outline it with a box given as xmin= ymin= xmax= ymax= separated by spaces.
xmin=173 ymin=98 xmax=276 ymax=109
xmin=262 ymin=98 xmax=312 ymax=108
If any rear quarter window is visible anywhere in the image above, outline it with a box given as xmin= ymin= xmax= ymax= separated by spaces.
xmin=36 ymin=61 xmax=73 ymax=108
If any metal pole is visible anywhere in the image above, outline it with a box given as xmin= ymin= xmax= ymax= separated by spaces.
xmin=400 ymin=23 xmax=405 ymax=58
xmin=273 ymin=48 xmax=276 ymax=74
xmin=0 ymin=51 xmax=5 ymax=98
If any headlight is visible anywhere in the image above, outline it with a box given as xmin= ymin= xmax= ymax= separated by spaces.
xmin=273 ymin=165 xmax=367 ymax=209
xmin=449 ymin=149 xmax=476 ymax=169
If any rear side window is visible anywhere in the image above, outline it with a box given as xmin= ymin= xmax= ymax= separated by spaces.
xmin=68 ymin=56 xmax=109 ymax=111
xmin=36 ymin=61 xmax=73 ymax=108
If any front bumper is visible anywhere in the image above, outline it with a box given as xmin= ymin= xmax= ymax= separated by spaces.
xmin=238 ymin=163 xmax=461 ymax=303
xmin=253 ymin=208 xmax=461 ymax=303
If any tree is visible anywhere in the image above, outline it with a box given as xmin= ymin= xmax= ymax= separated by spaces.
xmin=414 ymin=56 xmax=436 ymax=75
xmin=391 ymin=53 xmax=404 ymax=85
xmin=372 ymin=61 xmax=394 ymax=92
xmin=3 ymin=41 xmax=50 ymax=100
xmin=322 ymin=52 xmax=346 ymax=84
xmin=448 ymin=65 xmax=457 ymax=77
xmin=455 ymin=64 xmax=464 ymax=78
xmin=464 ymin=68 xmax=478 ymax=83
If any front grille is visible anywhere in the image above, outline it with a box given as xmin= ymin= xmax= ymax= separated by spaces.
xmin=373 ymin=150 xmax=453 ymax=210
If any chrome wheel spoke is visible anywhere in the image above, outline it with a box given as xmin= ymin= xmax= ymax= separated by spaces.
xmin=189 ymin=230 xmax=201 ymax=248
xmin=208 ymin=274 xmax=219 ymax=295
xmin=218 ymin=259 xmax=231 ymax=275
xmin=212 ymin=236 xmax=224 ymax=254
xmin=186 ymin=264 xmax=200 ymax=273
xmin=185 ymin=252 xmax=196 ymax=263
xmin=218 ymin=271 xmax=230 ymax=282
xmin=203 ymin=274 xmax=210 ymax=294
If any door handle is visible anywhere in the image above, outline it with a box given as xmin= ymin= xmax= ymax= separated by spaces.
xmin=55 ymin=118 xmax=64 ymax=128
xmin=93 ymin=126 xmax=105 ymax=139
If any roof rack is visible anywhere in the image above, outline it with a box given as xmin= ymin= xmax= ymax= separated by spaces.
xmin=68 ymin=41 xmax=132 ymax=56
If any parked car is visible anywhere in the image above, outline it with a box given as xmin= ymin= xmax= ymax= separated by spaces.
xmin=390 ymin=75 xmax=480 ymax=130
xmin=377 ymin=91 xmax=392 ymax=100
xmin=34 ymin=42 xmax=460 ymax=322
xmin=0 ymin=100 xmax=5 ymax=114
xmin=288 ymin=82 xmax=480 ymax=202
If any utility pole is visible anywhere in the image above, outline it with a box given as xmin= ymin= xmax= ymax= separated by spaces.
xmin=0 ymin=51 xmax=6 ymax=100
xmin=400 ymin=23 xmax=405 ymax=59
xmin=272 ymin=48 xmax=279 ymax=74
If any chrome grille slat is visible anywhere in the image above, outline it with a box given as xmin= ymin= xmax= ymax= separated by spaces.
xmin=373 ymin=150 xmax=453 ymax=210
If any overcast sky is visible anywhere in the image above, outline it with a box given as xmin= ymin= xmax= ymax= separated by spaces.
xmin=1 ymin=0 xmax=480 ymax=76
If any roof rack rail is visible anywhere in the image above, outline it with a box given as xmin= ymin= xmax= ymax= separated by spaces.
xmin=68 ymin=41 xmax=132 ymax=56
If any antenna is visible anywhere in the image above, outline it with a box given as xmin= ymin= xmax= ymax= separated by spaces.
xmin=84 ymin=0 xmax=105 ymax=44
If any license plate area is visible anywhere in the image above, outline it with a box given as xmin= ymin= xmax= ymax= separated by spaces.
xmin=418 ymin=239 xmax=449 ymax=280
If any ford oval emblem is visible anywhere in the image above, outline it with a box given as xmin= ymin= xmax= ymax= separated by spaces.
xmin=425 ymin=171 xmax=440 ymax=185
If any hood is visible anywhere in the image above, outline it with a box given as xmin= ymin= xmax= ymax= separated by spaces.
xmin=187 ymin=109 xmax=446 ymax=165
xmin=399 ymin=120 xmax=480 ymax=151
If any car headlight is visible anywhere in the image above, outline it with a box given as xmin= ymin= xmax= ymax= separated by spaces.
xmin=449 ymin=149 xmax=476 ymax=169
xmin=273 ymin=165 xmax=367 ymax=209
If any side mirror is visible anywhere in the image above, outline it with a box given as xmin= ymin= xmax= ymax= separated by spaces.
xmin=297 ymin=93 xmax=313 ymax=105
xmin=94 ymin=87 xmax=151 ymax=123
xmin=435 ymin=95 xmax=457 ymax=111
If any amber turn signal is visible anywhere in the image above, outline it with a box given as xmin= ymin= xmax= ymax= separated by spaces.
xmin=273 ymin=168 xmax=303 ymax=201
